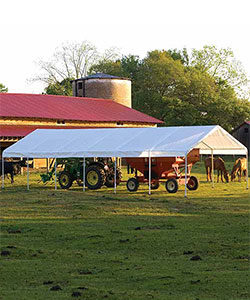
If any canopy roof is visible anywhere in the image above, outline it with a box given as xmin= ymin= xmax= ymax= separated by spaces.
xmin=3 ymin=125 xmax=247 ymax=158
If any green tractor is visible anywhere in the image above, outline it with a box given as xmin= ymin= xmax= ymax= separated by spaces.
xmin=40 ymin=158 xmax=122 ymax=190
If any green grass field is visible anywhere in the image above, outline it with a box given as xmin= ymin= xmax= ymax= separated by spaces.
xmin=0 ymin=161 xmax=249 ymax=300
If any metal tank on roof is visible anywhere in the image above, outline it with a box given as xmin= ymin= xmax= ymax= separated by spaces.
xmin=72 ymin=73 xmax=132 ymax=108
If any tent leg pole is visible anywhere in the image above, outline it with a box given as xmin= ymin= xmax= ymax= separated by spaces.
xmin=54 ymin=158 xmax=57 ymax=190
xmin=211 ymin=150 xmax=214 ymax=188
xmin=27 ymin=157 xmax=29 ymax=191
xmin=149 ymin=151 xmax=151 ymax=195
xmin=246 ymin=152 xmax=248 ymax=190
xmin=185 ymin=154 xmax=187 ymax=198
xmin=114 ymin=157 xmax=117 ymax=194
xmin=1 ymin=158 xmax=4 ymax=189
xmin=83 ymin=157 xmax=86 ymax=192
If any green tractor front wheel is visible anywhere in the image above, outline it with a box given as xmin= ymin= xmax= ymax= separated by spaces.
xmin=85 ymin=166 xmax=106 ymax=190
xmin=58 ymin=171 xmax=73 ymax=189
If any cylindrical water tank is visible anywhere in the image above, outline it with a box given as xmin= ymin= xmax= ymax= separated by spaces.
xmin=73 ymin=73 xmax=132 ymax=108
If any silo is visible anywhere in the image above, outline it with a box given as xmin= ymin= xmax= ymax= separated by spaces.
xmin=72 ymin=73 xmax=132 ymax=108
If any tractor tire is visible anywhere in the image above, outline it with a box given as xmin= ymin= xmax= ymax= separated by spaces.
xmin=187 ymin=176 xmax=199 ymax=191
xmin=85 ymin=165 xmax=106 ymax=190
xmin=126 ymin=178 xmax=139 ymax=192
xmin=59 ymin=171 xmax=73 ymax=189
xmin=151 ymin=180 xmax=160 ymax=190
xmin=105 ymin=170 xmax=122 ymax=188
xmin=165 ymin=178 xmax=178 ymax=193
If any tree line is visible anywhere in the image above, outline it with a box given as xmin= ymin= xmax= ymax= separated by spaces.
xmin=3 ymin=41 xmax=250 ymax=131
xmin=89 ymin=46 xmax=250 ymax=131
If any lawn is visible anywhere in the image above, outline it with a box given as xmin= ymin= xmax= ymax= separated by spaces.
xmin=0 ymin=161 xmax=249 ymax=300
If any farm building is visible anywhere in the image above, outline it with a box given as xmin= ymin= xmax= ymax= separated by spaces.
xmin=0 ymin=73 xmax=162 ymax=166
xmin=232 ymin=121 xmax=250 ymax=153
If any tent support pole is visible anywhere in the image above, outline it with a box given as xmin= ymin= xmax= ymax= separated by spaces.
xmin=185 ymin=153 xmax=187 ymax=198
xmin=246 ymin=152 xmax=248 ymax=190
xmin=201 ymin=142 xmax=214 ymax=188
xmin=27 ymin=157 xmax=29 ymax=191
xmin=83 ymin=157 xmax=86 ymax=192
xmin=54 ymin=158 xmax=57 ymax=190
xmin=114 ymin=157 xmax=117 ymax=194
xmin=149 ymin=151 xmax=151 ymax=195
xmin=1 ymin=157 xmax=4 ymax=189
xmin=211 ymin=150 xmax=214 ymax=188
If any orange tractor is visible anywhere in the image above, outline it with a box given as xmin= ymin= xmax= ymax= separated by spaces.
xmin=125 ymin=149 xmax=200 ymax=193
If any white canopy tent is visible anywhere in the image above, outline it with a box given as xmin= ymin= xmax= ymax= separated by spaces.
xmin=2 ymin=125 xmax=248 ymax=195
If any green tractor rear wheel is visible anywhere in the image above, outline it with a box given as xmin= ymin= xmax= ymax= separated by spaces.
xmin=59 ymin=171 xmax=73 ymax=189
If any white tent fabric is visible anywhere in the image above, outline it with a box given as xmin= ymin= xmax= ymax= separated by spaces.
xmin=3 ymin=125 xmax=247 ymax=158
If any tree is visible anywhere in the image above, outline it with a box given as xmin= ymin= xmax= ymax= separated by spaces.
xmin=134 ymin=50 xmax=188 ymax=120
xmin=0 ymin=83 xmax=8 ymax=92
xmin=33 ymin=41 xmax=120 ymax=95
xmin=44 ymin=78 xmax=73 ymax=96
xmin=167 ymin=48 xmax=189 ymax=65
xmin=190 ymin=45 xmax=249 ymax=96
xmin=92 ymin=48 xmax=250 ymax=131
xmin=90 ymin=54 xmax=142 ymax=79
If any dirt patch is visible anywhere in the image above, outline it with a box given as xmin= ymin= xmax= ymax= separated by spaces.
xmin=158 ymin=276 xmax=175 ymax=280
xmin=119 ymin=239 xmax=129 ymax=243
xmin=190 ymin=255 xmax=202 ymax=261
xmin=8 ymin=229 xmax=21 ymax=234
xmin=1 ymin=250 xmax=11 ymax=256
xmin=144 ymin=224 xmax=176 ymax=230
xmin=43 ymin=281 xmax=54 ymax=285
xmin=50 ymin=285 xmax=62 ymax=291
xmin=72 ymin=291 xmax=82 ymax=297
xmin=191 ymin=280 xmax=201 ymax=284
xmin=86 ymin=235 xmax=103 ymax=238
xmin=78 ymin=269 xmax=92 ymax=275
xmin=183 ymin=250 xmax=194 ymax=255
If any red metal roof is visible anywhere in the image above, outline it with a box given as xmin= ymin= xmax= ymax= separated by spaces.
xmin=0 ymin=93 xmax=163 ymax=124
xmin=0 ymin=125 xmax=97 ymax=137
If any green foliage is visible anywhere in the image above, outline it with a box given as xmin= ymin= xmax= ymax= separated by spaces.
xmin=92 ymin=47 xmax=250 ymax=131
xmin=44 ymin=78 xmax=73 ymax=96
xmin=167 ymin=48 xmax=189 ymax=65
xmin=91 ymin=55 xmax=141 ymax=78
xmin=0 ymin=83 xmax=8 ymax=92
xmin=0 ymin=164 xmax=249 ymax=299
xmin=90 ymin=59 xmax=123 ymax=76
xmin=190 ymin=45 xmax=249 ymax=96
